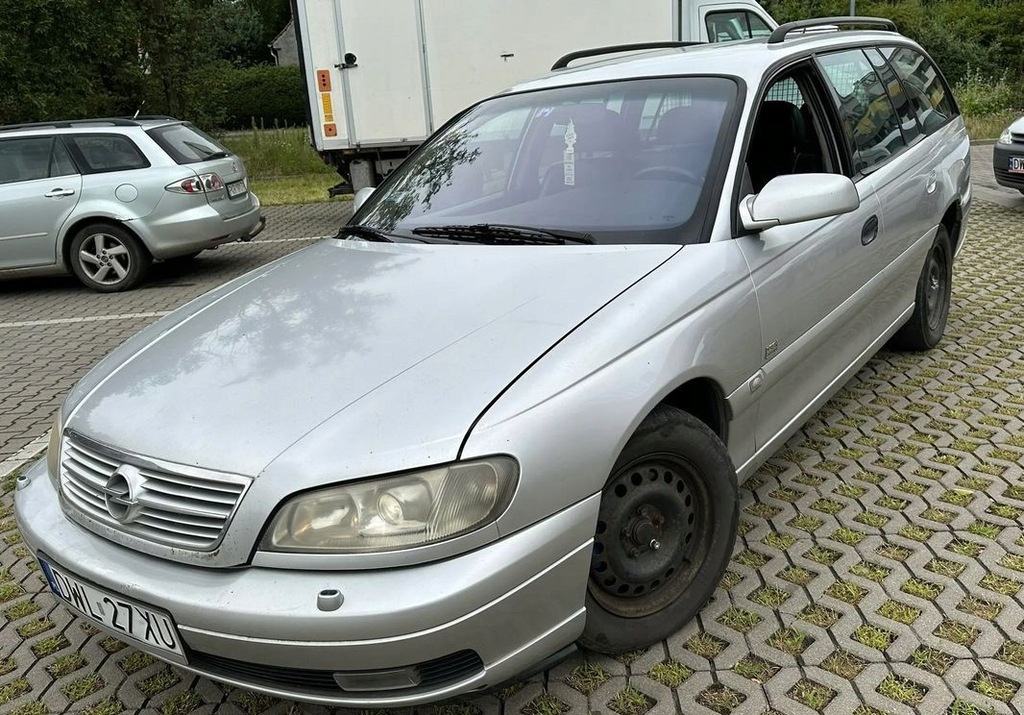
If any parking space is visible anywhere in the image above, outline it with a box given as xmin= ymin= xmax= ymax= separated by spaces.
xmin=1 ymin=198 xmax=1022 ymax=715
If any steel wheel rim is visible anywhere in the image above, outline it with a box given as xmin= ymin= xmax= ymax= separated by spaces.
xmin=924 ymin=243 xmax=948 ymax=332
xmin=79 ymin=233 xmax=131 ymax=285
xmin=589 ymin=453 xmax=712 ymax=618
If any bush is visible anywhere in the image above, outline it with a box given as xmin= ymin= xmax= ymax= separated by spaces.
xmin=184 ymin=63 xmax=307 ymax=131
xmin=954 ymin=68 xmax=1017 ymax=116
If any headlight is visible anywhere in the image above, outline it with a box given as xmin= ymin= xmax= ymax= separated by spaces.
xmin=999 ymin=128 xmax=1014 ymax=145
xmin=46 ymin=407 xmax=63 ymax=491
xmin=261 ymin=457 xmax=518 ymax=553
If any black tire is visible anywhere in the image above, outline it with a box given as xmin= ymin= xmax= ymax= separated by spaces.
xmin=891 ymin=225 xmax=952 ymax=351
xmin=69 ymin=223 xmax=151 ymax=293
xmin=579 ymin=405 xmax=738 ymax=654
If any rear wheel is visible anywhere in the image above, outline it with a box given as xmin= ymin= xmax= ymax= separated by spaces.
xmin=891 ymin=224 xmax=952 ymax=351
xmin=69 ymin=223 xmax=150 ymax=292
xmin=579 ymin=405 xmax=738 ymax=653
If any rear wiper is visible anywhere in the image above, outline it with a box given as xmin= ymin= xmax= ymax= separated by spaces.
xmin=411 ymin=224 xmax=594 ymax=245
xmin=338 ymin=225 xmax=393 ymax=243
xmin=202 ymin=150 xmax=232 ymax=160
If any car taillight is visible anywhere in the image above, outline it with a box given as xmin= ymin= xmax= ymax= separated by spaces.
xmin=166 ymin=173 xmax=225 ymax=194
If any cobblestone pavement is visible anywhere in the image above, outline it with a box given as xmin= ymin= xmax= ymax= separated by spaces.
xmin=2 ymin=199 xmax=1023 ymax=715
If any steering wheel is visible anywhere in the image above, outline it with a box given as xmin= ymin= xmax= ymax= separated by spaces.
xmin=631 ymin=166 xmax=703 ymax=185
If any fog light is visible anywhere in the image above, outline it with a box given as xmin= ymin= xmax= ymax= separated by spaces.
xmin=334 ymin=667 xmax=421 ymax=692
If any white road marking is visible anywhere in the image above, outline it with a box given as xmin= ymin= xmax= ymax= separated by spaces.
xmin=0 ymin=432 xmax=50 ymax=478
xmin=0 ymin=312 xmax=171 ymax=329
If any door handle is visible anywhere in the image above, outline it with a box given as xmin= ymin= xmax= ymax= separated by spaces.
xmin=926 ymin=173 xmax=938 ymax=194
xmin=861 ymin=215 xmax=879 ymax=246
xmin=44 ymin=188 xmax=75 ymax=198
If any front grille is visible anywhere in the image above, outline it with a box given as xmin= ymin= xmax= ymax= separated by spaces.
xmin=60 ymin=433 xmax=249 ymax=551
xmin=190 ymin=649 xmax=485 ymax=695
xmin=1011 ymin=132 xmax=1024 ymax=144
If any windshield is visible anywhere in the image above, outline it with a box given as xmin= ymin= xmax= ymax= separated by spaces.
xmin=147 ymin=123 xmax=231 ymax=165
xmin=356 ymin=77 xmax=737 ymax=245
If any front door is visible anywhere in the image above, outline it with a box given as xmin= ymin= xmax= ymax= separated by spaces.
xmin=0 ymin=136 xmax=81 ymax=270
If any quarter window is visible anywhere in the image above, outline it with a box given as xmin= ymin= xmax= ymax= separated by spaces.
xmin=50 ymin=138 xmax=78 ymax=178
xmin=705 ymin=11 xmax=772 ymax=42
xmin=818 ymin=49 xmax=905 ymax=174
xmin=66 ymin=135 xmax=149 ymax=173
xmin=865 ymin=48 xmax=923 ymax=146
xmin=882 ymin=47 xmax=956 ymax=134
xmin=0 ymin=137 xmax=55 ymax=184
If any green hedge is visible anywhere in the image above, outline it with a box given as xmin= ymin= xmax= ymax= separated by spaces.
xmin=183 ymin=63 xmax=308 ymax=130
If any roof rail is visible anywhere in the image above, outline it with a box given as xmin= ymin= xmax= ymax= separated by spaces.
xmin=0 ymin=117 xmax=140 ymax=132
xmin=767 ymin=16 xmax=898 ymax=44
xmin=124 ymin=115 xmax=179 ymax=122
xmin=552 ymin=41 xmax=701 ymax=71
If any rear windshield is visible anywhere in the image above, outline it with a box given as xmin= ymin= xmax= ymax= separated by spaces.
xmin=357 ymin=76 xmax=738 ymax=245
xmin=147 ymin=124 xmax=231 ymax=165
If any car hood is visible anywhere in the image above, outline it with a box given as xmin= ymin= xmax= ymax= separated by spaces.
xmin=1010 ymin=115 xmax=1024 ymax=136
xmin=65 ymin=239 xmax=677 ymax=477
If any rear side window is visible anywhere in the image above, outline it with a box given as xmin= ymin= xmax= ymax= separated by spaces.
xmin=50 ymin=138 xmax=78 ymax=177
xmin=66 ymin=135 xmax=149 ymax=173
xmin=865 ymin=48 xmax=923 ymax=145
xmin=147 ymin=124 xmax=231 ymax=164
xmin=882 ymin=47 xmax=956 ymax=134
xmin=705 ymin=10 xmax=772 ymax=42
xmin=817 ymin=49 xmax=905 ymax=174
xmin=0 ymin=137 xmax=57 ymax=184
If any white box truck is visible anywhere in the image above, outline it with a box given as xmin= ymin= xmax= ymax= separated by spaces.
xmin=291 ymin=0 xmax=777 ymax=191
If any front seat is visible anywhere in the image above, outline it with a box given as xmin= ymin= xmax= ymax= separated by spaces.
xmin=748 ymin=100 xmax=807 ymax=191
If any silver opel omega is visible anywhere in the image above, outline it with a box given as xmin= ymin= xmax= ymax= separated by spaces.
xmin=16 ymin=18 xmax=970 ymax=706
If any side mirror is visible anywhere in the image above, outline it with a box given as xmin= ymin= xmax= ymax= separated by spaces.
xmin=740 ymin=174 xmax=860 ymax=232
xmin=352 ymin=186 xmax=375 ymax=213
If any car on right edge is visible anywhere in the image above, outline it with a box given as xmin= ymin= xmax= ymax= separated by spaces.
xmin=994 ymin=116 xmax=1024 ymax=194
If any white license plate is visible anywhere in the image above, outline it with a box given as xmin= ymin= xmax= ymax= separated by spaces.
xmin=38 ymin=557 xmax=184 ymax=657
xmin=227 ymin=180 xmax=247 ymax=198
xmin=1010 ymin=156 xmax=1024 ymax=174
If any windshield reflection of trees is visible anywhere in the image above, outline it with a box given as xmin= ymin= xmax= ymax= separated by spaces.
xmin=362 ymin=129 xmax=481 ymax=232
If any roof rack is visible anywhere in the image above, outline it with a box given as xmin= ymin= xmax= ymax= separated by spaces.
xmin=768 ymin=16 xmax=897 ymax=44
xmin=552 ymin=41 xmax=701 ymax=71
xmin=0 ymin=117 xmax=141 ymax=132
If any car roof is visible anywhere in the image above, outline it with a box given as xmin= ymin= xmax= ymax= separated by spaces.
xmin=0 ymin=116 xmax=183 ymax=137
xmin=504 ymin=29 xmax=917 ymax=96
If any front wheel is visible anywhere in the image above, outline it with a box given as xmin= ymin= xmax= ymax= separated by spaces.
xmin=891 ymin=224 xmax=952 ymax=351
xmin=69 ymin=223 xmax=151 ymax=292
xmin=579 ymin=405 xmax=738 ymax=653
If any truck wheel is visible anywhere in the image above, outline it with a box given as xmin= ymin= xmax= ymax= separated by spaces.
xmin=891 ymin=225 xmax=952 ymax=351
xmin=579 ymin=405 xmax=737 ymax=654
xmin=69 ymin=223 xmax=151 ymax=293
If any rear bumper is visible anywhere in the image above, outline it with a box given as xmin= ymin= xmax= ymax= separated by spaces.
xmin=129 ymin=193 xmax=264 ymax=259
xmin=15 ymin=458 xmax=594 ymax=706
xmin=993 ymin=144 xmax=1024 ymax=190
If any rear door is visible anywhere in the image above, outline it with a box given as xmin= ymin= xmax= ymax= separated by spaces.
xmin=0 ymin=136 xmax=82 ymax=269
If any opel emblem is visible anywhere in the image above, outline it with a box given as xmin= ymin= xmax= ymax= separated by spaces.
xmin=101 ymin=465 xmax=143 ymax=524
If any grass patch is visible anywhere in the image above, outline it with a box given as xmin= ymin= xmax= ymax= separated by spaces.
xmin=761 ymin=531 xmax=796 ymax=550
xmin=61 ymin=673 xmax=104 ymax=702
xmin=733 ymin=549 xmax=770 ymax=568
xmin=647 ymin=660 xmax=692 ymax=689
xmin=834 ymin=483 xmax=866 ymax=499
xmin=31 ymin=635 xmax=70 ymax=658
xmin=119 ymin=650 xmax=155 ymax=675
xmin=46 ymin=653 xmax=87 ymax=678
xmin=770 ymin=487 xmax=804 ymax=503
xmin=804 ymin=545 xmax=841 ymax=565
xmin=523 ymin=694 xmax=570 ymax=715
xmin=876 ymin=495 xmax=910 ymax=511
xmin=750 ymin=585 xmax=790 ymax=608
xmin=853 ymin=624 xmax=895 ymax=651
xmin=137 ymin=668 xmax=181 ymax=697
xmin=564 ymin=661 xmax=610 ymax=694
xmin=716 ymin=608 xmax=761 ymax=633
xmin=825 ymin=580 xmax=868 ymax=605
xmin=877 ymin=599 xmax=921 ymax=625
xmin=876 ymin=543 xmax=913 ymax=561
xmin=947 ymin=698 xmax=996 ymax=715
xmin=4 ymin=599 xmax=40 ymax=621
xmin=733 ymin=653 xmax=779 ymax=682
xmin=685 ymin=633 xmax=727 ymax=659
xmin=958 ymin=596 xmax=1003 ymax=621
xmin=850 ymin=560 xmax=891 ymax=582
xmin=811 ymin=498 xmax=846 ymax=515
xmin=967 ymin=520 xmax=1003 ymax=539
xmin=821 ymin=649 xmax=867 ymax=679
xmin=778 ymin=566 xmax=815 ymax=586
xmin=607 ymin=686 xmax=654 ymax=715
xmin=935 ymin=619 xmax=980 ymax=646
xmin=799 ymin=604 xmax=841 ymax=628
xmin=922 ymin=507 xmax=957 ymax=524
xmin=788 ymin=679 xmax=836 ymax=710
xmin=767 ymin=627 xmax=813 ymax=655
xmin=788 ymin=514 xmax=824 ymax=532
xmin=855 ymin=511 xmax=890 ymax=528
xmin=980 ymin=573 xmax=1021 ymax=596
xmin=910 ymin=645 xmax=955 ymax=675
xmin=899 ymin=524 xmax=933 ymax=542
xmin=947 ymin=539 xmax=985 ymax=558
xmin=987 ymin=503 xmax=1022 ymax=520
xmin=940 ymin=489 xmax=975 ymax=507
xmin=745 ymin=502 xmax=782 ymax=519
xmin=221 ymin=127 xmax=336 ymax=177
xmin=717 ymin=570 xmax=742 ymax=590
xmin=926 ymin=557 xmax=966 ymax=578
xmin=878 ymin=673 xmax=927 ymax=706
xmin=901 ymin=577 xmax=943 ymax=600
xmin=613 ymin=648 xmax=648 ymax=666
xmin=964 ymin=110 xmax=1019 ymax=140
xmin=832 ymin=527 xmax=867 ymax=545
xmin=696 ymin=685 xmax=745 ymax=714
xmin=16 ymin=617 xmax=54 ymax=638
xmin=250 ymin=175 xmax=351 ymax=206
xmin=0 ymin=678 xmax=30 ymax=704
xmin=161 ymin=691 xmax=203 ymax=715
xmin=968 ymin=671 xmax=1018 ymax=702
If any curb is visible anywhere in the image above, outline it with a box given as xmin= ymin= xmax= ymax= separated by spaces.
xmin=0 ymin=433 xmax=49 ymax=479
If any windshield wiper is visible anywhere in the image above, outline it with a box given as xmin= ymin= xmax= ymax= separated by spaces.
xmin=411 ymin=224 xmax=594 ymax=245
xmin=338 ymin=225 xmax=393 ymax=242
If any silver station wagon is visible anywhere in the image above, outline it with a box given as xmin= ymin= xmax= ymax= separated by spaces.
xmin=0 ymin=117 xmax=263 ymax=292
xmin=16 ymin=17 xmax=970 ymax=706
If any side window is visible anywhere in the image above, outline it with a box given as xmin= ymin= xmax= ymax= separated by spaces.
xmin=705 ymin=11 xmax=771 ymax=42
xmin=882 ymin=47 xmax=956 ymax=135
xmin=817 ymin=49 xmax=905 ymax=174
xmin=50 ymin=138 xmax=78 ymax=178
xmin=0 ymin=137 xmax=54 ymax=184
xmin=66 ymin=135 xmax=149 ymax=173
xmin=865 ymin=49 xmax=922 ymax=146
xmin=746 ymin=72 xmax=831 ymax=192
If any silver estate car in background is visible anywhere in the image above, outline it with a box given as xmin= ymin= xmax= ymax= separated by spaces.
xmin=994 ymin=115 xmax=1024 ymax=194
xmin=0 ymin=117 xmax=264 ymax=292
xmin=16 ymin=17 xmax=970 ymax=706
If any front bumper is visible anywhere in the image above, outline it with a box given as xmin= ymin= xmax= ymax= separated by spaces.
xmin=129 ymin=193 xmax=264 ymax=260
xmin=993 ymin=143 xmax=1024 ymax=191
xmin=15 ymin=458 xmax=596 ymax=706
